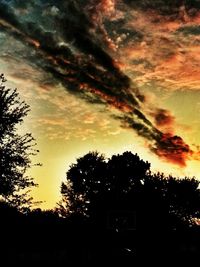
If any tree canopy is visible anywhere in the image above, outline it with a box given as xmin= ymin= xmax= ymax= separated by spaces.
xmin=0 ymin=74 xmax=38 ymax=210
xmin=58 ymin=151 xmax=200 ymax=229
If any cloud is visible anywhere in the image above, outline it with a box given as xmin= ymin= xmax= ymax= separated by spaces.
xmin=176 ymin=25 xmax=200 ymax=35
xmin=153 ymin=133 xmax=193 ymax=167
xmin=150 ymin=108 xmax=175 ymax=129
xmin=120 ymin=112 xmax=200 ymax=167
xmin=82 ymin=114 xmax=96 ymax=124
xmin=37 ymin=118 xmax=67 ymax=127
xmin=0 ymin=0 xmax=200 ymax=167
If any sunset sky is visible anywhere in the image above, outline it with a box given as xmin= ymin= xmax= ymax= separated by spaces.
xmin=1 ymin=0 xmax=200 ymax=209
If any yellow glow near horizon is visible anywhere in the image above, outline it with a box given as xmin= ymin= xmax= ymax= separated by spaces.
xmin=1 ymin=73 xmax=198 ymax=210
xmin=1 ymin=2 xmax=200 ymax=209
xmin=29 ymin=123 xmax=200 ymax=210
xmin=2 ymin=75 xmax=197 ymax=209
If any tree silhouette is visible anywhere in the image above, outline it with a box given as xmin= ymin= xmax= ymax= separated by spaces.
xmin=57 ymin=152 xmax=107 ymax=218
xmin=58 ymin=152 xmax=150 ymax=225
xmin=0 ymin=74 xmax=38 ymax=210
xmin=58 ymin=151 xmax=200 ymax=229
xmin=164 ymin=175 xmax=200 ymax=225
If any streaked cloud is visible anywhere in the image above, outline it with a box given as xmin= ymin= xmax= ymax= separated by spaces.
xmin=0 ymin=0 xmax=200 ymax=167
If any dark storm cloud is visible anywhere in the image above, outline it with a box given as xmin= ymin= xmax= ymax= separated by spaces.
xmin=132 ymin=59 xmax=154 ymax=70
xmin=133 ymin=109 xmax=154 ymax=127
xmin=0 ymin=2 xmax=21 ymax=28
xmin=122 ymin=113 xmax=157 ymax=141
xmin=176 ymin=25 xmax=200 ymax=35
xmin=150 ymin=108 xmax=175 ymax=128
xmin=0 ymin=0 xmax=198 ymax=166
xmin=105 ymin=20 xmax=144 ymax=46
xmin=0 ymin=0 xmax=141 ymax=106
xmin=57 ymin=1 xmax=132 ymax=87
xmin=122 ymin=113 xmax=193 ymax=167
xmin=153 ymin=134 xmax=192 ymax=167
xmin=124 ymin=0 xmax=200 ymax=14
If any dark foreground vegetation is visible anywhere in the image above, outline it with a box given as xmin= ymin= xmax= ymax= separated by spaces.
xmin=1 ymin=151 xmax=200 ymax=265
xmin=0 ymin=202 xmax=200 ymax=266
xmin=1 ymin=75 xmax=200 ymax=264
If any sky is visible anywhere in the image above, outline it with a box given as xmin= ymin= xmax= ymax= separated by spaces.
xmin=1 ymin=0 xmax=200 ymax=209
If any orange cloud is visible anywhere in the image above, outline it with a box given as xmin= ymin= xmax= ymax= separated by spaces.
xmin=37 ymin=118 xmax=67 ymax=126
xmin=115 ymin=7 xmax=200 ymax=91
xmin=154 ymin=133 xmax=192 ymax=167
xmin=150 ymin=108 xmax=175 ymax=129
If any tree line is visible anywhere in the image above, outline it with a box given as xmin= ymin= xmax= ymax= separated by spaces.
xmin=1 ymin=74 xmax=200 ymax=264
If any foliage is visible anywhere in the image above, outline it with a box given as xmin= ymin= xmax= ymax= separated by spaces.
xmin=0 ymin=74 xmax=38 ymax=210
xmin=58 ymin=151 xmax=200 ymax=228
xmin=58 ymin=151 xmax=150 ymax=219
xmin=57 ymin=152 xmax=107 ymax=217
